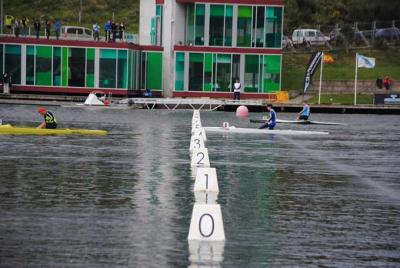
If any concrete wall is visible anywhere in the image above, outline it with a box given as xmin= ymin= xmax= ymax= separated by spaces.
xmin=139 ymin=0 xmax=155 ymax=45
xmin=310 ymin=80 xmax=400 ymax=93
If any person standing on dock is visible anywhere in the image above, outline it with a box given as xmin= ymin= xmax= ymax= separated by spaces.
xmin=259 ymin=104 xmax=276 ymax=130
xmin=298 ymin=101 xmax=311 ymax=121
xmin=37 ymin=108 xmax=57 ymax=129
xmin=233 ymin=79 xmax=241 ymax=101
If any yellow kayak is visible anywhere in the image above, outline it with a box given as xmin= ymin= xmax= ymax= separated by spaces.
xmin=0 ymin=124 xmax=108 ymax=136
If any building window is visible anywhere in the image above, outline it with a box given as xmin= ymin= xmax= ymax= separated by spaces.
xmin=265 ymin=7 xmax=283 ymax=48
xmin=224 ymin=6 xmax=233 ymax=46
xmin=204 ymin=53 xmax=213 ymax=91
xmin=214 ymin=54 xmax=231 ymax=92
xmin=68 ymin=48 xmax=85 ymax=87
xmin=61 ymin=48 xmax=68 ymax=87
xmin=99 ymin=49 xmax=117 ymax=88
xmin=175 ymin=52 xmax=185 ymax=91
xmin=35 ymin=46 xmax=52 ymax=86
xmin=5 ymin=44 xmax=21 ymax=84
xmin=189 ymin=53 xmax=203 ymax=91
xmin=0 ymin=45 xmax=3 ymax=78
xmin=186 ymin=4 xmax=195 ymax=45
xmin=86 ymin=48 xmax=95 ymax=88
xmin=146 ymin=52 xmax=162 ymax=90
xmin=244 ymin=55 xmax=259 ymax=92
xmin=237 ymin=6 xmax=252 ymax=47
xmin=156 ymin=5 xmax=163 ymax=46
xmin=263 ymin=55 xmax=281 ymax=92
xmin=209 ymin=5 xmax=224 ymax=46
xmin=117 ymin=50 xmax=128 ymax=89
xmin=254 ymin=6 xmax=265 ymax=47
xmin=195 ymin=4 xmax=205 ymax=45
xmin=26 ymin=46 xmax=35 ymax=85
xmin=53 ymin=47 xmax=61 ymax=86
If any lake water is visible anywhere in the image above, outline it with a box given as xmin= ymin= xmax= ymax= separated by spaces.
xmin=0 ymin=105 xmax=399 ymax=267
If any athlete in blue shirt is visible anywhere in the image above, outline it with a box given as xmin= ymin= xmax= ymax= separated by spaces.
xmin=259 ymin=104 xmax=276 ymax=130
xmin=298 ymin=101 xmax=310 ymax=120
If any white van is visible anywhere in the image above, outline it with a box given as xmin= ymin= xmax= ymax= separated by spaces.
xmin=292 ymin=29 xmax=330 ymax=46
xmin=61 ymin=26 xmax=93 ymax=40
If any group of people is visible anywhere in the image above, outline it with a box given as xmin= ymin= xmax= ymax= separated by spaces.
xmin=6 ymin=16 xmax=61 ymax=40
xmin=102 ymin=20 xmax=126 ymax=42
xmin=376 ymin=76 xmax=393 ymax=90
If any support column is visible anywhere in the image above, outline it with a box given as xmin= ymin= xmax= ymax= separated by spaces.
xmin=20 ymin=44 xmax=26 ymax=85
xmin=94 ymin=48 xmax=100 ymax=88
xmin=232 ymin=5 xmax=238 ymax=47
xmin=204 ymin=4 xmax=210 ymax=46
xmin=240 ymin=54 xmax=245 ymax=90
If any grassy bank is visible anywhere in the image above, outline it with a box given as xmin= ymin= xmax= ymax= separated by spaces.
xmin=308 ymin=94 xmax=374 ymax=105
xmin=282 ymin=49 xmax=400 ymax=92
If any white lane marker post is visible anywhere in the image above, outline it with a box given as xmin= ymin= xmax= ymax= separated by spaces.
xmin=190 ymin=134 xmax=206 ymax=155
xmin=194 ymin=168 xmax=219 ymax=193
xmin=188 ymin=204 xmax=225 ymax=241
xmin=188 ymin=240 xmax=225 ymax=265
xmin=194 ymin=191 xmax=219 ymax=204
xmin=191 ymin=148 xmax=210 ymax=168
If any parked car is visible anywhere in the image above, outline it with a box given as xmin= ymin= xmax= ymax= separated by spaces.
xmin=375 ymin=27 xmax=400 ymax=42
xmin=282 ymin=35 xmax=293 ymax=48
xmin=292 ymin=29 xmax=330 ymax=46
xmin=61 ymin=26 xmax=92 ymax=40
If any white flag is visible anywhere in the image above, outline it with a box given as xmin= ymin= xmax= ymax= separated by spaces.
xmin=357 ymin=54 xmax=376 ymax=69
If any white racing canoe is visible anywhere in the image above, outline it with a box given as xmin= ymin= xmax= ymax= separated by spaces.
xmin=204 ymin=126 xmax=329 ymax=136
xmin=250 ymin=119 xmax=345 ymax=125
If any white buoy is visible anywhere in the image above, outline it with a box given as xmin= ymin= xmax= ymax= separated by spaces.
xmin=191 ymin=148 xmax=210 ymax=168
xmin=194 ymin=191 xmax=218 ymax=204
xmin=188 ymin=240 xmax=225 ymax=265
xmin=194 ymin=168 xmax=219 ymax=193
xmin=188 ymin=204 xmax=225 ymax=241
xmin=190 ymin=134 xmax=206 ymax=154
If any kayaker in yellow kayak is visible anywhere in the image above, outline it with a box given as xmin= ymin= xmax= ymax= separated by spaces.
xmin=37 ymin=107 xmax=57 ymax=129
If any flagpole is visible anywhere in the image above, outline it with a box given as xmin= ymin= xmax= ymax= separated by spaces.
xmin=354 ymin=53 xmax=358 ymax=106
xmin=318 ymin=52 xmax=324 ymax=105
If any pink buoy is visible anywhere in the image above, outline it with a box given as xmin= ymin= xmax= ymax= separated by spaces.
xmin=236 ymin=105 xmax=249 ymax=118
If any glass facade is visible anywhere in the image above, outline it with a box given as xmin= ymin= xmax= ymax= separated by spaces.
xmin=175 ymin=51 xmax=281 ymax=93
xmin=5 ymin=44 xmax=21 ymax=84
xmin=175 ymin=52 xmax=185 ymax=91
xmin=184 ymin=4 xmax=283 ymax=49
xmin=0 ymin=43 xmax=156 ymax=91
xmin=0 ymin=45 xmax=3 ymax=77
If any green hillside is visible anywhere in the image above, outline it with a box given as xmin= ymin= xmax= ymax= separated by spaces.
xmin=282 ymin=49 xmax=400 ymax=92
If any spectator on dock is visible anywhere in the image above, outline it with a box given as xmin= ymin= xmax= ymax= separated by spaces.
xmin=54 ymin=19 xmax=61 ymax=40
xmin=233 ymin=79 xmax=241 ymax=100
xmin=21 ymin=16 xmax=28 ymax=36
xmin=5 ymin=15 xmax=14 ymax=34
xmin=111 ymin=21 xmax=117 ymax=42
xmin=13 ymin=19 xmax=20 ymax=37
xmin=105 ymin=20 xmax=111 ymax=41
xmin=376 ymin=77 xmax=383 ymax=89
xmin=119 ymin=22 xmax=125 ymax=41
xmin=383 ymin=76 xmax=393 ymax=90
xmin=93 ymin=23 xmax=100 ymax=41
xmin=34 ymin=19 xmax=41 ymax=39
xmin=45 ymin=20 xmax=51 ymax=39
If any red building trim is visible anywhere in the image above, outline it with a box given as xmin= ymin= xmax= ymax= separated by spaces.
xmin=176 ymin=0 xmax=284 ymax=5
xmin=10 ymin=85 xmax=130 ymax=96
xmin=156 ymin=0 xmax=165 ymax=4
xmin=140 ymin=45 xmax=164 ymax=52
xmin=174 ymin=45 xmax=282 ymax=54
xmin=0 ymin=36 xmax=164 ymax=52
xmin=173 ymin=91 xmax=277 ymax=100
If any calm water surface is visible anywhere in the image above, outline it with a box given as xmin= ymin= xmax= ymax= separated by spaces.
xmin=0 ymin=105 xmax=399 ymax=267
